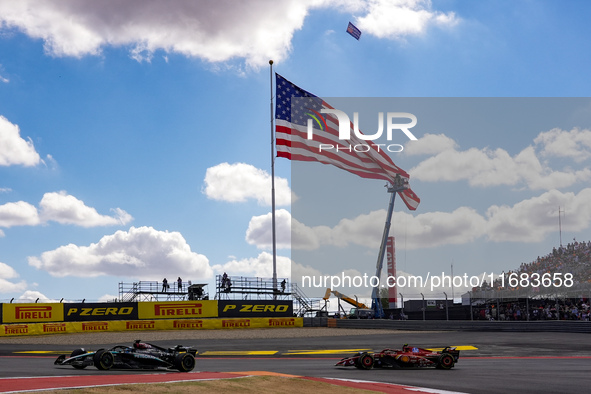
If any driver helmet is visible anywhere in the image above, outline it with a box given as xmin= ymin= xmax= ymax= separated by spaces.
xmin=134 ymin=341 xmax=151 ymax=349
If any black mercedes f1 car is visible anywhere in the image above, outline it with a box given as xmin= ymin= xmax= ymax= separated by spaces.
xmin=336 ymin=344 xmax=460 ymax=370
xmin=54 ymin=340 xmax=197 ymax=372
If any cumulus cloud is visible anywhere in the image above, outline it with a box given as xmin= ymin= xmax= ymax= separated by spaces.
xmin=0 ymin=0 xmax=458 ymax=68
xmin=485 ymin=188 xmax=591 ymax=242
xmin=17 ymin=290 xmax=54 ymax=302
xmin=410 ymin=132 xmax=591 ymax=190
xmin=404 ymin=133 xmax=458 ymax=156
xmin=212 ymin=251 xmax=291 ymax=278
xmin=354 ymin=0 xmax=458 ymax=39
xmin=248 ymin=188 xmax=591 ymax=251
xmin=245 ymin=209 xmax=292 ymax=250
xmin=203 ymin=163 xmax=293 ymax=206
xmin=0 ymin=0 xmax=310 ymax=68
xmin=316 ymin=207 xmax=487 ymax=250
xmin=39 ymin=191 xmax=133 ymax=227
xmin=28 ymin=226 xmax=213 ymax=279
xmin=534 ymin=128 xmax=591 ymax=163
xmin=246 ymin=207 xmax=487 ymax=251
xmin=0 ymin=201 xmax=40 ymax=228
xmin=245 ymin=208 xmax=327 ymax=250
xmin=0 ymin=262 xmax=27 ymax=293
xmin=0 ymin=115 xmax=41 ymax=167
xmin=0 ymin=191 xmax=132 ymax=230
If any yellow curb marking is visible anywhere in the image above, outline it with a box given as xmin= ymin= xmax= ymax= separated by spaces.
xmin=200 ymin=351 xmax=278 ymax=356
xmin=14 ymin=351 xmax=70 ymax=355
xmin=284 ymin=349 xmax=371 ymax=355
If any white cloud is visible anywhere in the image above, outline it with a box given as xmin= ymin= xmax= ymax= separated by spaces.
xmin=354 ymin=0 xmax=458 ymax=40
xmin=39 ymin=191 xmax=133 ymax=227
xmin=410 ymin=133 xmax=591 ymax=190
xmin=28 ymin=226 xmax=213 ymax=279
xmin=0 ymin=115 xmax=41 ymax=167
xmin=312 ymin=207 xmax=487 ymax=250
xmin=404 ymin=133 xmax=458 ymax=156
xmin=0 ymin=0 xmax=311 ymax=68
xmin=485 ymin=188 xmax=591 ymax=242
xmin=246 ymin=206 xmax=485 ymax=251
xmin=245 ymin=208 xmax=327 ymax=251
xmin=534 ymin=128 xmax=591 ymax=163
xmin=252 ymin=188 xmax=591 ymax=251
xmin=212 ymin=251 xmax=291 ymax=278
xmin=0 ymin=201 xmax=40 ymax=227
xmin=245 ymin=209 xmax=292 ymax=250
xmin=17 ymin=290 xmax=54 ymax=302
xmin=203 ymin=162 xmax=293 ymax=206
xmin=0 ymin=74 xmax=8 ymax=83
xmin=0 ymin=262 xmax=27 ymax=293
xmin=0 ymin=0 xmax=458 ymax=68
xmin=0 ymin=191 xmax=132 ymax=230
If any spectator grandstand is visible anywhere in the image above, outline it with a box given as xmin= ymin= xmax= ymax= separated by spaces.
xmin=468 ymin=240 xmax=591 ymax=321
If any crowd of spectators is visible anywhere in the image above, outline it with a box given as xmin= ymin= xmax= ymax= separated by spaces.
xmin=471 ymin=240 xmax=591 ymax=321
xmin=473 ymin=299 xmax=591 ymax=321
xmin=475 ymin=240 xmax=591 ymax=293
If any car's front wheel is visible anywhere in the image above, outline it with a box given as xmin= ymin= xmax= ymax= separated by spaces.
xmin=93 ymin=350 xmax=114 ymax=370
xmin=358 ymin=352 xmax=374 ymax=370
xmin=174 ymin=353 xmax=195 ymax=372
xmin=70 ymin=348 xmax=87 ymax=369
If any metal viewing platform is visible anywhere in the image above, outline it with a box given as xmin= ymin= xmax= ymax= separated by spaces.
xmin=118 ymin=281 xmax=209 ymax=302
xmin=215 ymin=275 xmax=290 ymax=300
xmin=215 ymin=275 xmax=325 ymax=317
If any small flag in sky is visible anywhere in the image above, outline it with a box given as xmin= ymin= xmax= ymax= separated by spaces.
xmin=274 ymin=73 xmax=420 ymax=211
xmin=346 ymin=22 xmax=362 ymax=40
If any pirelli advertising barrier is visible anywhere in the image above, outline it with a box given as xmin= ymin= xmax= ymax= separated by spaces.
xmin=218 ymin=300 xmax=293 ymax=317
xmin=0 ymin=300 xmax=300 ymax=337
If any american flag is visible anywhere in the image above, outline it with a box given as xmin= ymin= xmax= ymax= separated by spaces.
xmin=274 ymin=73 xmax=420 ymax=211
xmin=346 ymin=22 xmax=362 ymax=40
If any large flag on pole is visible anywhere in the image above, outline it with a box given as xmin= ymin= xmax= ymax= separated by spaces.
xmin=275 ymin=73 xmax=420 ymax=210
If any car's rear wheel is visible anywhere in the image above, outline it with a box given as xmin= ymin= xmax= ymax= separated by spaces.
xmin=93 ymin=350 xmax=114 ymax=370
xmin=70 ymin=348 xmax=87 ymax=369
xmin=359 ymin=352 xmax=374 ymax=370
xmin=437 ymin=354 xmax=455 ymax=370
xmin=174 ymin=353 xmax=195 ymax=372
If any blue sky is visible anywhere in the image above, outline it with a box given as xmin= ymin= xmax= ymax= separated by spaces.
xmin=1 ymin=0 xmax=591 ymax=303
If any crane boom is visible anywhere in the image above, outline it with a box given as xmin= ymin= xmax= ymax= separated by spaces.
xmin=330 ymin=290 xmax=369 ymax=309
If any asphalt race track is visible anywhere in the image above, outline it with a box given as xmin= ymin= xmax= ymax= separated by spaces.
xmin=1 ymin=330 xmax=591 ymax=393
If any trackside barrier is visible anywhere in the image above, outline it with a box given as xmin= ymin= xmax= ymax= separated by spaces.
xmin=0 ymin=317 xmax=303 ymax=337
xmin=1 ymin=300 xmax=294 ymax=324
xmin=304 ymin=318 xmax=591 ymax=333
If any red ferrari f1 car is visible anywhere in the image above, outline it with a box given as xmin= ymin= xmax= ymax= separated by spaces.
xmin=336 ymin=344 xmax=460 ymax=370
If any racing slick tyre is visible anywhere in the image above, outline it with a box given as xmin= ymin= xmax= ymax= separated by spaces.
xmin=174 ymin=352 xmax=196 ymax=372
xmin=70 ymin=348 xmax=87 ymax=369
xmin=353 ymin=356 xmax=362 ymax=369
xmin=93 ymin=349 xmax=114 ymax=370
xmin=358 ymin=352 xmax=375 ymax=370
xmin=437 ymin=354 xmax=455 ymax=370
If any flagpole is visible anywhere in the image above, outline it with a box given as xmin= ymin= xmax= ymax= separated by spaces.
xmin=269 ymin=60 xmax=278 ymax=297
